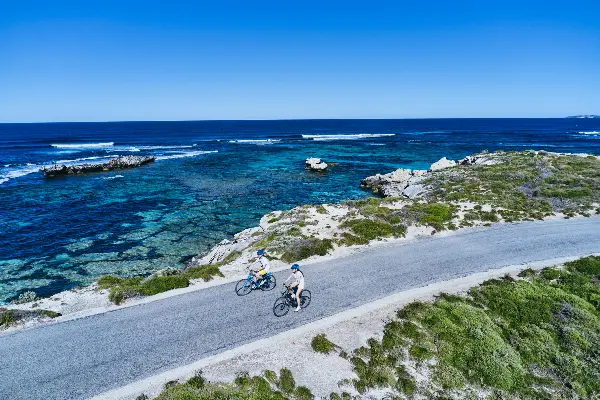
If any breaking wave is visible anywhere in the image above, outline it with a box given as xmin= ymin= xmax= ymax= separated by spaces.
xmin=155 ymin=150 xmax=218 ymax=160
xmin=302 ymin=134 xmax=395 ymax=141
xmin=50 ymin=142 xmax=115 ymax=149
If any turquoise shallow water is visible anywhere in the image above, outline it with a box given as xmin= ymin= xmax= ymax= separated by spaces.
xmin=1 ymin=119 xmax=600 ymax=303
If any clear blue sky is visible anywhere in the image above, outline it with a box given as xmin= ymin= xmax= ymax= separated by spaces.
xmin=1 ymin=0 xmax=599 ymax=122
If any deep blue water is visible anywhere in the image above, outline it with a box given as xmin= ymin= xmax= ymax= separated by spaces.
xmin=1 ymin=119 xmax=600 ymax=303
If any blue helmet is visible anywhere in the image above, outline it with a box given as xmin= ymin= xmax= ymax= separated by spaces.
xmin=291 ymin=264 xmax=300 ymax=270
xmin=257 ymin=249 xmax=265 ymax=256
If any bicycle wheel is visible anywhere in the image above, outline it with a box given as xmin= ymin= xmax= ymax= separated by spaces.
xmin=261 ymin=274 xmax=277 ymax=291
xmin=299 ymin=289 xmax=311 ymax=309
xmin=235 ymin=279 xmax=252 ymax=296
xmin=273 ymin=296 xmax=289 ymax=317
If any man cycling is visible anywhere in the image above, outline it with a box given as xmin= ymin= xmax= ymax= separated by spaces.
xmin=252 ymin=249 xmax=271 ymax=286
xmin=285 ymin=264 xmax=305 ymax=312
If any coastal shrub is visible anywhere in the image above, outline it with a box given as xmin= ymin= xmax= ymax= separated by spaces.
xmin=311 ymin=334 xmax=337 ymax=354
xmin=254 ymin=233 xmax=279 ymax=249
xmin=39 ymin=309 xmax=60 ymax=318
xmin=278 ymin=368 xmax=296 ymax=394
xmin=294 ymin=386 xmax=314 ymax=400
xmin=221 ymin=250 xmax=242 ymax=265
xmin=185 ymin=264 xmax=224 ymax=282
xmin=98 ymin=275 xmax=122 ymax=289
xmin=0 ymin=310 xmax=15 ymax=328
xmin=281 ymin=238 xmax=333 ymax=262
xmin=186 ymin=371 xmax=206 ymax=389
xmin=565 ymin=256 xmax=600 ymax=276
xmin=316 ymin=205 xmax=327 ymax=214
xmin=340 ymin=219 xmax=406 ymax=245
xmin=406 ymin=203 xmax=457 ymax=231
xmin=345 ymin=262 xmax=600 ymax=397
xmin=264 ymin=369 xmax=278 ymax=384
xmin=138 ymin=275 xmax=189 ymax=296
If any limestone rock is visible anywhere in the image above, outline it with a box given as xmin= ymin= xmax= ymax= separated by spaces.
xmin=41 ymin=156 xmax=155 ymax=177
xmin=430 ymin=157 xmax=456 ymax=171
xmin=305 ymin=158 xmax=328 ymax=171
xmin=361 ymin=169 xmax=412 ymax=197
xmin=402 ymin=184 xmax=426 ymax=199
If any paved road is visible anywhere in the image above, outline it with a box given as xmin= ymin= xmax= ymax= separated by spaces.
xmin=2 ymin=218 xmax=600 ymax=400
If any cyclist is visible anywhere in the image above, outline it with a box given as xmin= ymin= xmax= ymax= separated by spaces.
xmin=285 ymin=264 xmax=305 ymax=312
xmin=252 ymin=249 xmax=271 ymax=286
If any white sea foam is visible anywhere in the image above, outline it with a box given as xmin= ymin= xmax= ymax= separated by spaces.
xmin=0 ymin=165 xmax=41 ymax=184
xmin=228 ymin=139 xmax=281 ymax=145
xmin=578 ymin=131 xmax=600 ymax=135
xmin=104 ymin=175 xmax=124 ymax=180
xmin=368 ymin=143 xmax=386 ymax=146
xmin=302 ymin=133 xmax=395 ymax=141
xmin=155 ymin=150 xmax=218 ymax=160
xmin=51 ymin=142 xmax=115 ymax=149
xmin=107 ymin=145 xmax=195 ymax=152
xmin=55 ymin=156 xmax=109 ymax=164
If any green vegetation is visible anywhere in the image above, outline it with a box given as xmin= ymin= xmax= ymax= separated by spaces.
xmin=0 ymin=308 xmax=61 ymax=329
xmin=405 ymin=202 xmax=458 ymax=231
xmin=98 ymin=251 xmax=238 ymax=304
xmin=429 ymin=151 xmax=600 ymax=221
xmin=281 ymin=238 xmax=333 ymax=262
xmin=340 ymin=219 xmax=406 ymax=245
xmin=152 ymin=369 xmax=314 ymax=400
xmin=347 ymin=256 xmax=600 ymax=398
xmin=0 ymin=310 xmax=15 ymax=328
xmin=316 ymin=205 xmax=328 ymax=214
xmin=311 ymin=334 xmax=337 ymax=354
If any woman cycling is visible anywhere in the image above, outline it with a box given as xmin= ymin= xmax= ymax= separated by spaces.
xmin=285 ymin=264 xmax=305 ymax=312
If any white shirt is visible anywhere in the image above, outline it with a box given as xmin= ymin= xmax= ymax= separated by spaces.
xmin=291 ymin=270 xmax=304 ymax=285
xmin=258 ymin=257 xmax=270 ymax=272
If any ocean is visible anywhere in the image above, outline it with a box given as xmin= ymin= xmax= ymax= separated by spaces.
xmin=1 ymin=119 xmax=600 ymax=303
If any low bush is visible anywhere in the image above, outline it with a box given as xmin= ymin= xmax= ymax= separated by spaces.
xmin=281 ymin=238 xmax=333 ymax=262
xmin=0 ymin=310 xmax=15 ymax=328
xmin=311 ymin=334 xmax=337 ymax=354
xmin=341 ymin=219 xmax=406 ymax=245
xmin=406 ymin=202 xmax=457 ymax=231
xmin=184 ymin=264 xmax=224 ymax=282
xmin=98 ymin=275 xmax=122 ymax=289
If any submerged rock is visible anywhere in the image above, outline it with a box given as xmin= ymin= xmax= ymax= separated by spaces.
xmin=306 ymin=158 xmax=328 ymax=171
xmin=41 ymin=156 xmax=155 ymax=177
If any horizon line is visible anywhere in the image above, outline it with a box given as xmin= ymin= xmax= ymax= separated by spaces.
xmin=0 ymin=116 xmax=586 ymax=124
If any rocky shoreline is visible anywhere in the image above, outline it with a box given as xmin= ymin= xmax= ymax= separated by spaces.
xmin=4 ymin=150 xmax=600 ymax=333
xmin=41 ymin=155 xmax=155 ymax=177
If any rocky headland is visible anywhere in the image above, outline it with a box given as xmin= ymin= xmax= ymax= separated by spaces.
xmin=41 ymin=155 xmax=155 ymax=177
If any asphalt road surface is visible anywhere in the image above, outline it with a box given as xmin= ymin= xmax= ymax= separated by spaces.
xmin=2 ymin=218 xmax=600 ymax=400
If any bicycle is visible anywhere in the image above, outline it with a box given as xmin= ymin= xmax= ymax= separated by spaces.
xmin=272 ymin=284 xmax=311 ymax=317
xmin=235 ymin=269 xmax=276 ymax=296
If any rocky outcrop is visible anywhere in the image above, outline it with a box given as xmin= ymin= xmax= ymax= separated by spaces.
xmin=430 ymin=157 xmax=456 ymax=171
xmin=458 ymin=153 xmax=500 ymax=166
xmin=41 ymin=156 xmax=155 ymax=177
xmin=306 ymin=158 xmax=328 ymax=171
xmin=361 ymin=169 xmax=430 ymax=198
